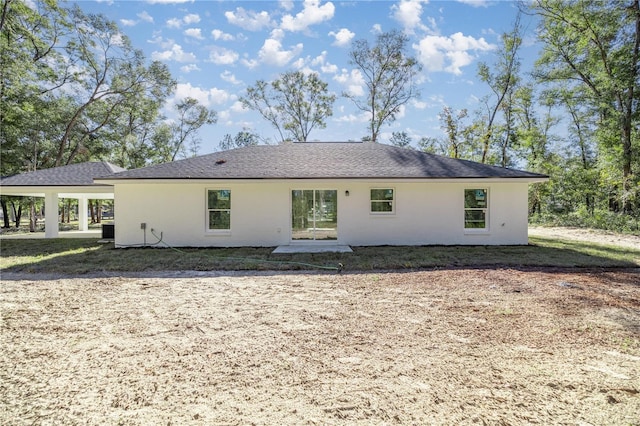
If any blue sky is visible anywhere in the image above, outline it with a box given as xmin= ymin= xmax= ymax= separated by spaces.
xmin=75 ymin=0 xmax=539 ymax=154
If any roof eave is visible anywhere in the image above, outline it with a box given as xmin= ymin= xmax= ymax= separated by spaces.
xmin=95 ymin=176 xmax=549 ymax=184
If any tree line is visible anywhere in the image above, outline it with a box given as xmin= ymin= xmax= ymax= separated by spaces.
xmin=1 ymin=0 xmax=639 ymax=232
xmin=0 ymin=0 xmax=215 ymax=175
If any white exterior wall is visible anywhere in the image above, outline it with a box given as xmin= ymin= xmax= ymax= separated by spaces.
xmin=339 ymin=181 xmax=528 ymax=245
xmin=113 ymin=179 xmax=530 ymax=247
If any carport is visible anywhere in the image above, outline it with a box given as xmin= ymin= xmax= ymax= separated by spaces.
xmin=0 ymin=162 xmax=124 ymax=238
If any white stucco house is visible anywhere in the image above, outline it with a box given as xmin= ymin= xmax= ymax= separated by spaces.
xmin=95 ymin=142 xmax=548 ymax=248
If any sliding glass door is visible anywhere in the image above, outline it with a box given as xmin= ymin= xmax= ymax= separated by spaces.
xmin=291 ymin=190 xmax=337 ymax=241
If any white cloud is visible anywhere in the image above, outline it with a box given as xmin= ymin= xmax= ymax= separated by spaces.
xmin=148 ymin=34 xmax=175 ymax=49
xmin=137 ymin=11 xmax=154 ymax=23
xmin=147 ymin=0 xmax=191 ymax=3
xmin=334 ymin=68 xmax=365 ymax=97
xmin=481 ymin=27 xmax=498 ymax=37
xmin=220 ymin=71 xmax=241 ymax=85
xmin=174 ymin=83 xmax=230 ymax=107
xmin=180 ymin=64 xmax=201 ymax=73
xmin=166 ymin=18 xmax=182 ymax=29
xmin=167 ymin=13 xmax=200 ymax=29
xmin=225 ymin=7 xmax=273 ymax=31
xmin=184 ymin=28 xmax=204 ymax=40
xmin=270 ymin=28 xmax=286 ymax=41
xmin=120 ymin=19 xmax=137 ymax=27
xmin=212 ymin=29 xmax=234 ymax=41
xmin=147 ymin=35 xmax=161 ymax=45
xmin=258 ymin=38 xmax=303 ymax=66
xmin=280 ymin=0 xmax=335 ymax=32
xmin=424 ymin=16 xmax=439 ymax=34
xmin=292 ymin=58 xmax=306 ymax=70
xmin=280 ymin=0 xmax=294 ymax=11
xmin=391 ymin=0 xmax=428 ymax=34
xmin=311 ymin=51 xmax=327 ymax=66
xmin=183 ymin=13 xmax=200 ymax=24
xmin=151 ymin=42 xmax=197 ymax=63
xmin=371 ymin=24 xmax=382 ymax=34
xmin=218 ymin=110 xmax=233 ymax=126
xmin=230 ymin=101 xmax=246 ymax=112
xmin=209 ymin=46 xmax=239 ymax=65
xmin=321 ymin=63 xmax=338 ymax=74
xmin=429 ymin=94 xmax=445 ymax=105
xmin=311 ymin=51 xmax=338 ymax=73
xmin=290 ymin=55 xmax=332 ymax=76
xmin=414 ymin=32 xmax=495 ymax=75
xmin=328 ymin=28 xmax=354 ymax=47
xmin=218 ymin=110 xmax=231 ymax=123
xmin=456 ymin=0 xmax=490 ymax=7
xmin=335 ymin=111 xmax=368 ymax=123
xmin=411 ymin=99 xmax=428 ymax=109
xmin=241 ymin=57 xmax=259 ymax=69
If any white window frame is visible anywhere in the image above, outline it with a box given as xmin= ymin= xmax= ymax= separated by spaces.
xmin=370 ymin=188 xmax=395 ymax=214
xmin=464 ymin=188 xmax=489 ymax=231
xmin=206 ymin=189 xmax=231 ymax=234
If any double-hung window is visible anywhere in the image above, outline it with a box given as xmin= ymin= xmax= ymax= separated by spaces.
xmin=370 ymin=188 xmax=394 ymax=213
xmin=207 ymin=189 xmax=231 ymax=231
xmin=464 ymin=189 xmax=488 ymax=229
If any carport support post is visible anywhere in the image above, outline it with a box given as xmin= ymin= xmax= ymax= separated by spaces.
xmin=44 ymin=191 xmax=59 ymax=238
xmin=78 ymin=196 xmax=88 ymax=231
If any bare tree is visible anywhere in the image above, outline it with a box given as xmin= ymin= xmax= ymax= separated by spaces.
xmin=344 ymin=30 xmax=421 ymax=143
xmin=241 ymin=71 xmax=335 ymax=143
xmin=476 ymin=13 xmax=523 ymax=164
xmin=168 ymin=98 xmax=217 ymax=161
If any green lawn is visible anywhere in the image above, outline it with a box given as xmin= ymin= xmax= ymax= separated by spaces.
xmin=1 ymin=235 xmax=638 ymax=274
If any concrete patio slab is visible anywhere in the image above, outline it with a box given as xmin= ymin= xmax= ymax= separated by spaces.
xmin=0 ymin=230 xmax=103 ymax=239
xmin=272 ymin=245 xmax=353 ymax=254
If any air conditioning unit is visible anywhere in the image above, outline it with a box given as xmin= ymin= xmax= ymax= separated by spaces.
xmin=102 ymin=224 xmax=115 ymax=239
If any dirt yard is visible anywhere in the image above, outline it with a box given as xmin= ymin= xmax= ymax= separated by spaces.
xmin=1 ymin=267 xmax=639 ymax=425
xmin=529 ymin=226 xmax=640 ymax=250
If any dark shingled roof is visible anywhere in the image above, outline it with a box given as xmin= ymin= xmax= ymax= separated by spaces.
xmin=0 ymin=162 xmax=126 ymax=186
xmin=103 ymin=142 xmax=547 ymax=180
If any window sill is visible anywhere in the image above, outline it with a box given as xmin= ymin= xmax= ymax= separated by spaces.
xmin=205 ymin=230 xmax=231 ymax=236
xmin=464 ymin=228 xmax=490 ymax=235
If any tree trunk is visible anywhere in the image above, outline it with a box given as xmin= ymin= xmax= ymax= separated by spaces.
xmin=29 ymin=199 xmax=36 ymax=232
xmin=96 ymin=201 xmax=102 ymax=224
xmin=621 ymin=118 xmax=634 ymax=214
xmin=89 ymin=200 xmax=96 ymax=224
xmin=1 ymin=198 xmax=9 ymax=228
xmin=11 ymin=200 xmax=22 ymax=228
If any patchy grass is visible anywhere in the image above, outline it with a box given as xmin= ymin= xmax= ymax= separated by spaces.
xmin=1 ymin=234 xmax=639 ymax=274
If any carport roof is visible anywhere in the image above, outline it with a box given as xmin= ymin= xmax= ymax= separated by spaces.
xmin=0 ymin=161 xmax=125 ymax=187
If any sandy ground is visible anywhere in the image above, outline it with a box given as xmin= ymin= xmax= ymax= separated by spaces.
xmin=529 ymin=226 xmax=640 ymax=250
xmin=1 ymin=267 xmax=639 ymax=425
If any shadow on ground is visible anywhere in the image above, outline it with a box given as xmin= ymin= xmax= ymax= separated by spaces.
xmin=1 ymin=236 xmax=638 ymax=278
